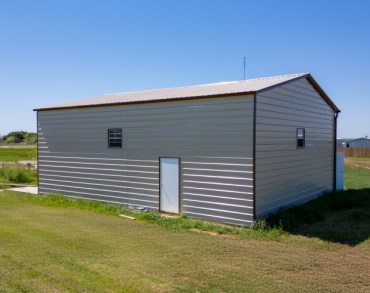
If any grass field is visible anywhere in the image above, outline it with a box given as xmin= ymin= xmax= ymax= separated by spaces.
xmin=0 ymin=191 xmax=369 ymax=293
xmin=0 ymin=147 xmax=37 ymax=162
xmin=344 ymin=157 xmax=370 ymax=190
xmin=345 ymin=166 xmax=370 ymax=189
xmin=0 ymin=154 xmax=369 ymax=292
xmin=348 ymin=157 xmax=370 ymax=161
xmin=0 ymin=147 xmax=38 ymax=186
xmin=0 ymin=167 xmax=37 ymax=185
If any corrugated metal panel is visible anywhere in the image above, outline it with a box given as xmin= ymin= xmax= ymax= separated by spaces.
xmin=255 ymin=78 xmax=335 ymax=218
xmin=38 ymin=95 xmax=254 ymax=226
xmin=347 ymin=138 xmax=370 ymax=148
xmin=35 ymin=74 xmax=307 ymax=110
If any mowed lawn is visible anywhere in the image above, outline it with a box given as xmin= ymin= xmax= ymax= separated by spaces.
xmin=0 ymin=191 xmax=369 ymax=292
xmin=345 ymin=158 xmax=370 ymax=189
xmin=0 ymin=156 xmax=369 ymax=292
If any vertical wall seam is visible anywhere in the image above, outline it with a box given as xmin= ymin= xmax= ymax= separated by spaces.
xmin=333 ymin=112 xmax=338 ymax=191
xmin=37 ymin=111 xmax=40 ymax=194
xmin=178 ymin=157 xmax=181 ymax=214
xmin=253 ymin=93 xmax=257 ymax=220
xmin=158 ymin=156 xmax=161 ymax=211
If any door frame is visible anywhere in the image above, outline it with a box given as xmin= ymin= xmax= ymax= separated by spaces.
xmin=159 ymin=157 xmax=181 ymax=214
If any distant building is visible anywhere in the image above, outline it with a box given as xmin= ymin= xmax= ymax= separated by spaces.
xmin=336 ymin=138 xmax=347 ymax=148
xmin=346 ymin=137 xmax=370 ymax=148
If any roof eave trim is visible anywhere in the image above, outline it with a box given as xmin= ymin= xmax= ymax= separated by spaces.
xmin=254 ymin=74 xmax=309 ymax=95
xmin=33 ymin=91 xmax=255 ymax=111
xmin=305 ymin=74 xmax=340 ymax=113
xmin=255 ymin=73 xmax=340 ymax=113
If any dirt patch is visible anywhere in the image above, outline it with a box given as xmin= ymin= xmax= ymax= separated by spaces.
xmin=344 ymin=158 xmax=370 ymax=169
xmin=160 ymin=213 xmax=180 ymax=218
xmin=190 ymin=228 xmax=238 ymax=239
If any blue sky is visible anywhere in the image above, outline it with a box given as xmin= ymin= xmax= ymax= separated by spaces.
xmin=0 ymin=0 xmax=369 ymax=138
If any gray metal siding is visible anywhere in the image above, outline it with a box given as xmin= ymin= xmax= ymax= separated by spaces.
xmin=255 ymin=78 xmax=334 ymax=218
xmin=347 ymin=138 xmax=370 ymax=148
xmin=38 ymin=95 xmax=254 ymax=225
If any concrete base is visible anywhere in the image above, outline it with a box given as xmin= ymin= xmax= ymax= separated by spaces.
xmin=8 ymin=186 xmax=38 ymax=194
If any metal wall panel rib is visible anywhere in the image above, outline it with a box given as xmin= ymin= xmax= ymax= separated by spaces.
xmin=38 ymin=95 xmax=254 ymax=226
xmin=255 ymin=78 xmax=334 ymax=218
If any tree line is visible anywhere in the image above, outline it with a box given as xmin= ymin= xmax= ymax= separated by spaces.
xmin=0 ymin=131 xmax=37 ymax=144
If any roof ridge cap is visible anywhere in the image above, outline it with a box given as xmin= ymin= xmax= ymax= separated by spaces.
xmin=102 ymin=73 xmax=308 ymax=96
xmin=103 ymin=81 xmax=239 ymax=96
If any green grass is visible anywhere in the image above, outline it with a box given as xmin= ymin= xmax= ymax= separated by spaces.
xmin=1 ymin=191 xmax=369 ymax=292
xmin=344 ymin=165 xmax=370 ymax=189
xmin=0 ymin=147 xmax=37 ymax=162
xmin=19 ymin=193 xmax=285 ymax=241
xmin=347 ymin=157 xmax=370 ymax=161
xmin=0 ymin=167 xmax=37 ymax=185
xmin=265 ymin=165 xmax=370 ymax=245
xmin=267 ymin=188 xmax=370 ymax=245
xmin=0 ymin=151 xmax=369 ymax=291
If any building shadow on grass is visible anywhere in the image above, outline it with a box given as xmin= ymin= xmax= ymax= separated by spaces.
xmin=266 ymin=188 xmax=370 ymax=246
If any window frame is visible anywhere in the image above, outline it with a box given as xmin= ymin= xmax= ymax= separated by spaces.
xmin=108 ymin=128 xmax=123 ymax=148
xmin=297 ymin=128 xmax=305 ymax=149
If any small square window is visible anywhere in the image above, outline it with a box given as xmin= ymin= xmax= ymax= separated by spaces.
xmin=108 ymin=129 xmax=122 ymax=148
xmin=297 ymin=128 xmax=305 ymax=148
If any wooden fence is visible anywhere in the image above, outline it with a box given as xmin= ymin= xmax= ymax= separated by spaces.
xmin=337 ymin=147 xmax=370 ymax=158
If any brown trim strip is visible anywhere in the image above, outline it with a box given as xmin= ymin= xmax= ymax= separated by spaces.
xmin=36 ymin=111 xmax=40 ymax=195
xmin=306 ymin=75 xmax=340 ymax=113
xmin=34 ymin=74 xmax=340 ymax=114
xmin=252 ymin=93 xmax=257 ymax=221
xmin=255 ymin=74 xmax=309 ymax=95
xmin=333 ymin=112 xmax=339 ymax=191
xmin=33 ymin=91 xmax=255 ymax=112
xmin=258 ymin=74 xmax=340 ymax=113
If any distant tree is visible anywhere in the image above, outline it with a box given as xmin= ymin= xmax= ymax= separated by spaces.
xmin=7 ymin=131 xmax=27 ymax=142
xmin=6 ymin=136 xmax=17 ymax=143
xmin=1 ymin=131 xmax=37 ymax=144
xmin=24 ymin=133 xmax=37 ymax=144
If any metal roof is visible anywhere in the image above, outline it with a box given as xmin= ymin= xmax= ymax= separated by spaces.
xmin=347 ymin=137 xmax=370 ymax=143
xmin=34 ymin=73 xmax=340 ymax=112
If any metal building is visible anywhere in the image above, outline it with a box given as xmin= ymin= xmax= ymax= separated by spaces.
xmin=346 ymin=137 xmax=370 ymax=148
xmin=34 ymin=73 xmax=340 ymax=225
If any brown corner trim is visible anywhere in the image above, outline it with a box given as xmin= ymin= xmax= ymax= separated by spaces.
xmin=253 ymin=93 xmax=257 ymax=221
xmin=257 ymin=74 xmax=341 ymax=114
xmin=306 ymin=75 xmax=340 ymax=113
xmin=36 ymin=111 xmax=40 ymax=195
xmin=333 ymin=112 xmax=339 ymax=191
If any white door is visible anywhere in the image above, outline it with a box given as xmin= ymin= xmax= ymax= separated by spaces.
xmin=160 ymin=158 xmax=179 ymax=214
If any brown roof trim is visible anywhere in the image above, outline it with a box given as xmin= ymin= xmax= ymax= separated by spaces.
xmin=33 ymin=91 xmax=255 ymax=112
xmin=34 ymin=73 xmax=340 ymax=113
xmin=254 ymin=74 xmax=309 ymax=95
xmin=305 ymin=74 xmax=340 ymax=113
xmin=252 ymin=93 xmax=257 ymax=221
xmin=256 ymin=73 xmax=340 ymax=113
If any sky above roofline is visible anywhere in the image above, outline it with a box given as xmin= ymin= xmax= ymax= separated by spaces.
xmin=0 ymin=1 xmax=369 ymax=138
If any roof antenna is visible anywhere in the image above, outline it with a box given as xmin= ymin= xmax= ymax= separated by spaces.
xmin=243 ymin=56 xmax=246 ymax=80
